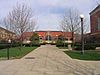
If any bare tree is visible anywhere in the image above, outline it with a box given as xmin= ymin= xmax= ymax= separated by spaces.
xmin=3 ymin=3 xmax=37 ymax=35
xmin=95 ymin=0 xmax=100 ymax=5
xmin=60 ymin=8 xmax=81 ymax=49
xmin=60 ymin=8 xmax=89 ymax=50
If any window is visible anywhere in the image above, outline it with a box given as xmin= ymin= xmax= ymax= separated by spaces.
xmin=65 ymin=38 xmax=68 ymax=40
xmin=97 ymin=17 xmax=100 ymax=30
xmin=40 ymin=38 xmax=42 ymax=39
xmin=70 ymin=38 xmax=73 ymax=41
xmin=45 ymin=35 xmax=52 ymax=40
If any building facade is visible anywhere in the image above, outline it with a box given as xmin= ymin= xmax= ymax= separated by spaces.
xmin=90 ymin=5 xmax=100 ymax=33
xmin=21 ymin=31 xmax=73 ymax=44
xmin=0 ymin=27 xmax=15 ymax=42
xmin=85 ymin=5 xmax=100 ymax=43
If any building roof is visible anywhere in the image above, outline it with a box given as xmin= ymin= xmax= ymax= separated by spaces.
xmin=21 ymin=31 xmax=72 ymax=39
xmin=0 ymin=27 xmax=15 ymax=34
xmin=90 ymin=5 xmax=100 ymax=15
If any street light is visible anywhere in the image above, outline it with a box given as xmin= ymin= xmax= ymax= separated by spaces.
xmin=33 ymin=29 xmax=35 ymax=32
xmin=62 ymin=30 xmax=65 ymax=47
xmin=8 ymin=39 xmax=11 ymax=43
xmin=56 ymin=35 xmax=58 ymax=40
xmin=80 ymin=14 xmax=84 ymax=54
xmin=56 ymin=35 xmax=58 ymax=42
xmin=7 ymin=39 xmax=11 ymax=60
xmin=33 ymin=29 xmax=35 ymax=33
xmin=39 ymin=35 xmax=41 ymax=44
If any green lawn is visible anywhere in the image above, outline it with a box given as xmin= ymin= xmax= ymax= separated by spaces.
xmin=0 ymin=47 xmax=37 ymax=59
xmin=64 ymin=50 xmax=100 ymax=60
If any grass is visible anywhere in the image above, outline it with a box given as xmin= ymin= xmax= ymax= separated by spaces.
xmin=64 ymin=50 xmax=100 ymax=60
xmin=0 ymin=46 xmax=37 ymax=59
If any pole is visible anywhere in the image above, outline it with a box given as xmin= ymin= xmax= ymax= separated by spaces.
xmin=62 ymin=30 xmax=65 ymax=47
xmin=7 ymin=44 xmax=9 ymax=60
xmin=48 ymin=32 xmax=49 ymax=43
xmin=81 ymin=18 xmax=84 ymax=54
xmin=63 ymin=31 xmax=65 ymax=47
xmin=7 ymin=39 xmax=11 ymax=60
xmin=72 ymin=24 xmax=74 ymax=50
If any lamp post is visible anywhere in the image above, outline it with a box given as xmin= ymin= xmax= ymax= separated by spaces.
xmin=56 ymin=35 xmax=58 ymax=40
xmin=39 ymin=35 xmax=41 ymax=43
xmin=33 ymin=29 xmax=35 ymax=33
xmin=62 ymin=30 xmax=65 ymax=47
xmin=7 ymin=39 xmax=11 ymax=60
xmin=80 ymin=14 xmax=84 ymax=54
xmin=56 ymin=35 xmax=58 ymax=43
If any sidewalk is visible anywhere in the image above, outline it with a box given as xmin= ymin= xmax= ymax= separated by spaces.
xmin=0 ymin=45 xmax=99 ymax=75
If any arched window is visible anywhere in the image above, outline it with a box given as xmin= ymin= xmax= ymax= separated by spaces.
xmin=45 ymin=35 xmax=52 ymax=40
xmin=40 ymin=38 xmax=42 ymax=40
xmin=58 ymin=35 xmax=64 ymax=40
xmin=65 ymin=38 xmax=68 ymax=40
xmin=70 ymin=38 xmax=73 ymax=41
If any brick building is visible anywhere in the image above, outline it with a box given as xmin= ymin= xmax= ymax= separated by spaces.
xmin=21 ymin=31 xmax=73 ymax=44
xmin=0 ymin=27 xmax=15 ymax=42
xmin=85 ymin=5 xmax=100 ymax=43
xmin=90 ymin=5 xmax=100 ymax=33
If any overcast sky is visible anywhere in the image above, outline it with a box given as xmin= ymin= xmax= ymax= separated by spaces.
xmin=0 ymin=0 xmax=100 ymax=31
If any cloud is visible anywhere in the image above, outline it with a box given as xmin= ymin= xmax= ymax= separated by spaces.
xmin=37 ymin=13 xmax=61 ymax=30
xmin=0 ymin=0 xmax=98 ymax=31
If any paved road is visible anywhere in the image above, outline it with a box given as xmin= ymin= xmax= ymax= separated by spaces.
xmin=0 ymin=45 xmax=100 ymax=75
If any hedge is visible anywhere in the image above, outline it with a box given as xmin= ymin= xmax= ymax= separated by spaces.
xmin=56 ymin=40 xmax=63 ymax=47
xmin=74 ymin=43 xmax=96 ymax=50
xmin=0 ymin=41 xmax=21 ymax=49
xmin=56 ymin=40 xmax=69 ymax=47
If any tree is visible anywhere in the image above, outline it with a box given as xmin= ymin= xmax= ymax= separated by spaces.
xmin=56 ymin=35 xmax=64 ymax=47
xmin=60 ymin=8 xmax=81 ymax=49
xmin=30 ymin=33 xmax=40 ymax=46
xmin=2 ymin=3 xmax=37 ymax=35
xmin=60 ymin=8 xmax=89 ymax=50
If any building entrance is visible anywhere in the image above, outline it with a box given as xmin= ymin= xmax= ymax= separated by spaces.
xmin=45 ymin=35 xmax=52 ymax=43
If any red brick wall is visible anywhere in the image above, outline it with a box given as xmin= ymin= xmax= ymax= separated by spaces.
xmin=21 ymin=31 xmax=73 ymax=41
xmin=90 ymin=10 xmax=100 ymax=33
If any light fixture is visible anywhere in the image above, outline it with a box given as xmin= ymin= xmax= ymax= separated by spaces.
xmin=80 ymin=14 xmax=84 ymax=19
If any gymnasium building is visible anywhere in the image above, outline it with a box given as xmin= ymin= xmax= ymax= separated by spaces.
xmin=21 ymin=31 xmax=73 ymax=44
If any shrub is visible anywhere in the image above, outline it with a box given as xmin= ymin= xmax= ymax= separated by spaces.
xmin=74 ymin=43 xmax=96 ymax=50
xmin=11 ymin=41 xmax=21 ymax=47
xmin=94 ymin=43 xmax=100 ymax=47
xmin=51 ymin=43 xmax=56 ymax=45
xmin=0 ymin=43 xmax=9 ymax=49
xmin=31 ymin=42 xmax=40 ymax=46
xmin=23 ymin=43 xmax=31 ymax=47
xmin=30 ymin=33 xmax=40 ymax=46
xmin=0 ymin=41 xmax=22 ymax=49
xmin=64 ymin=43 xmax=68 ymax=47
xmin=40 ymin=42 xmax=46 ymax=45
xmin=56 ymin=39 xmax=63 ymax=47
